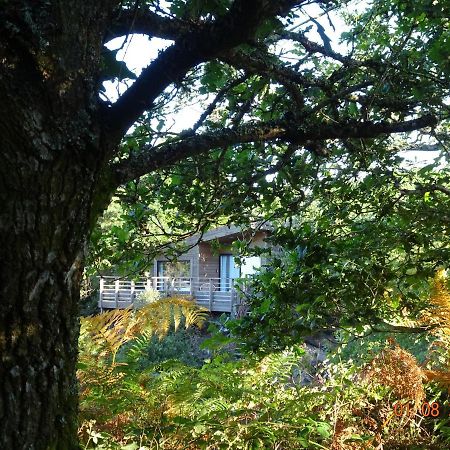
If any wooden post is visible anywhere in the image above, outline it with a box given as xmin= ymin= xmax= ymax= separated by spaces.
xmin=190 ymin=277 xmax=193 ymax=297
xmin=171 ymin=277 xmax=176 ymax=295
xmin=209 ymin=278 xmax=213 ymax=311
xmin=146 ymin=277 xmax=151 ymax=291
xmin=230 ymin=286 xmax=235 ymax=318
xmin=130 ymin=280 xmax=135 ymax=306
xmin=99 ymin=277 xmax=104 ymax=312
xmin=114 ymin=279 xmax=119 ymax=309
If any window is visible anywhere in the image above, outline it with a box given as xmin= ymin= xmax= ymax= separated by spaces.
xmin=156 ymin=260 xmax=191 ymax=291
xmin=156 ymin=260 xmax=191 ymax=278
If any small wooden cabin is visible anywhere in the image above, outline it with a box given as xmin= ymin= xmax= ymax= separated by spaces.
xmin=98 ymin=224 xmax=271 ymax=315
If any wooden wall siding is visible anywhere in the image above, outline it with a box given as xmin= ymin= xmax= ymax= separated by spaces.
xmin=198 ymin=242 xmax=233 ymax=279
xmin=198 ymin=242 xmax=220 ymax=279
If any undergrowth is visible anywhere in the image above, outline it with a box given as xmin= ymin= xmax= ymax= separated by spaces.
xmin=78 ymin=272 xmax=450 ymax=449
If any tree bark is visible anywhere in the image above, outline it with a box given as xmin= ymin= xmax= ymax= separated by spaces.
xmin=0 ymin=252 xmax=83 ymax=449
xmin=0 ymin=117 xmax=106 ymax=448
xmin=0 ymin=89 xmax=115 ymax=447
xmin=0 ymin=162 xmax=90 ymax=449
xmin=0 ymin=4 xmax=113 ymax=447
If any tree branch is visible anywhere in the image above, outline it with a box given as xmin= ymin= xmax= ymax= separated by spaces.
xmin=402 ymin=184 xmax=450 ymax=197
xmin=107 ymin=9 xmax=194 ymax=42
xmin=279 ymin=30 xmax=355 ymax=65
xmin=112 ymin=114 xmax=438 ymax=187
xmin=221 ymin=47 xmax=324 ymax=88
xmin=105 ymin=0 xmax=306 ymax=140
xmin=191 ymin=74 xmax=249 ymax=133
xmin=279 ymin=29 xmax=394 ymax=86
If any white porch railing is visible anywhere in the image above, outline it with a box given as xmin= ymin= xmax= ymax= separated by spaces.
xmin=98 ymin=276 xmax=243 ymax=315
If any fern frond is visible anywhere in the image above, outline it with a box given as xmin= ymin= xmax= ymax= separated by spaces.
xmin=423 ymin=369 xmax=450 ymax=386
xmin=198 ymin=398 xmax=230 ymax=415
xmin=362 ymin=341 xmax=425 ymax=410
xmin=136 ymin=296 xmax=208 ymax=337
xmin=430 ymin=269 xmax=450 ymax=332
xmin=81 ymin=307 xmax=140 ymax=362
xmin=419 ymin=269 xmax=450 ymax=390
xmin=80 ymin=296 xmax=209 ymax=364
xmin=173 ymin=302 xmax=182 ymax=332
xmin=421 ymin=269 xmax=450 ymax=338
xmin=126 ymin=330 xmax=153 ymax=365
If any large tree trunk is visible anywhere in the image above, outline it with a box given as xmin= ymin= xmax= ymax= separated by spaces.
xmin=0 ymin=134 xmax=102 ymax=448
xmin=0 ymin=79 xmax=116 ymax=447
xmin=0 ymin=247 xmax=84 ymax=449
xmin=0 ymin=4 xmax=114 ymax=448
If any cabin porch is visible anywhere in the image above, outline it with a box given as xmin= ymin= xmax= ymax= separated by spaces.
xmin=98 ymin=276 xmax=243 ymax=315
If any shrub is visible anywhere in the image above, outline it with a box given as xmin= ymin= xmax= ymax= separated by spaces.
xmin=78 ymin=272 xmax=450 ymax=449
xmin=133 ymin=288 xmax=161 ymax=308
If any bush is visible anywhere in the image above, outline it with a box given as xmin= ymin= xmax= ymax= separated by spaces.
xmin=77 ymin=274 xmax=450 ymax=449
xmin=133 ymin=288 xmax=160 ymax=308
xmin=121 ymin=327 xmax=210 ymax=369
xmin=80 ymin=333 xmax=450 ymax=449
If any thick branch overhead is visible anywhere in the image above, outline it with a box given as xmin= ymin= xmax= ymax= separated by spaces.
xmin=105 ymin=0 xmax=309 ymax=138
xmin=112 ymin=114 xmax=437 ymax=186
xmin=108 ymin=9 xmax=193 ymax=41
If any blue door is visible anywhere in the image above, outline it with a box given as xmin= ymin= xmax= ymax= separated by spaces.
xmin=219 ymin=255 xmax=240 ymax=291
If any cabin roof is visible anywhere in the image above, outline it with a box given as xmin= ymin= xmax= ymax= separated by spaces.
xmin=184 ymin=223 xmax=272 ymax=245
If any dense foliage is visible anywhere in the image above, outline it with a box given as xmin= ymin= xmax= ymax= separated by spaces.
xmin=234 ymin=152 xmax=450 ymax=351
xmin=2 ymin=0 xmax=449 ymax=447
xmin=78 ymin=274 xmax=450 ymax=449
xmin=87 ymin=0 xmax=449 ymax=276
xmin=78 ymin=1 xmax=450 ymax=448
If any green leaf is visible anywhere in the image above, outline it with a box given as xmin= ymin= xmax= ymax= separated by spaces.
xmin=259 ymin=298 xmax=271 ymax=314
xmin=112 ymin=225 xmax=129 ymax=244
xmin=121 ymin=444 xmax=139 ymax=450
xmin=101 ymin=47 xmax=137 ymax=82
xmin=315 ymin=423 xmax=331 ymax=438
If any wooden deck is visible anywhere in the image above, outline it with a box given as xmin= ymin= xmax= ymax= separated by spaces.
xmin=98 ymin=276 xmax=242 ymax=315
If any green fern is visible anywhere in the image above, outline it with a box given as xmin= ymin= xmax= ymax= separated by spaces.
xmin=80 ymin=296 xmax=207 ymax=357
xmin=78 ymin=296 xmax=208 ymax=397
xmin=125 ymin=330 xmax=153 ymax=366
